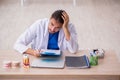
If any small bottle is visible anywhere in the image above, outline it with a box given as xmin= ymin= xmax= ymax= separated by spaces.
xmin=23 ymin=54 xmax=30 ymax=68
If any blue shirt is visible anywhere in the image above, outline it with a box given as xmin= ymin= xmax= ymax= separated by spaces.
xmin=47 ymin=31 xmax=59 ymax=50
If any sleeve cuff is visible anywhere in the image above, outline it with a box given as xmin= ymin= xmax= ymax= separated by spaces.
xmin=13 ymin=44 xmax=29 ymax=54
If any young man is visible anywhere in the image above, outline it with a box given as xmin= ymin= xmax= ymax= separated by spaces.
xmin=14 ymin=10 xmax=78 ymax=57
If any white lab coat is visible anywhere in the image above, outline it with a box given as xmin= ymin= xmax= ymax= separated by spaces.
xmin=14 ymin=18 xmax=79 ymax=54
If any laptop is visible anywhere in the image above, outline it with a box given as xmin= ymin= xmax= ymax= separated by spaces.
xmin=30 ymin=57 xmax=65 ymax=69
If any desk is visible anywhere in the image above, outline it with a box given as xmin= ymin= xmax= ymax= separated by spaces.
xmin=0 ymin=50 xmax=120 ymax=80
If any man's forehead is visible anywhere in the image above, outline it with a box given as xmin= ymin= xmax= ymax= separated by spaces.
xmin=50 ymin=19 xmax=62 ymax=27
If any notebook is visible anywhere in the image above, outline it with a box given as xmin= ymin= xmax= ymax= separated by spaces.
xmin=30 ymin=57 xmax=65 ymax=69
xmin=65 ymin=55 xmax=90 ymax=68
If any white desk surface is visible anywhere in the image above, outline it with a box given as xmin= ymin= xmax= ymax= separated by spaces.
xmin=0 ymin=50 xmax=120 ymax=76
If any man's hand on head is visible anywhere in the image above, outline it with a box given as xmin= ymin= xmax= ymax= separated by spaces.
xmin=61 ymin=11 xmax=70 ymax=41
xmin=61 ymin=11 xmax=69 ymax=29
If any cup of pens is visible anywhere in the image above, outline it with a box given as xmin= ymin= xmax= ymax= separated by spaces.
xmin=90 ymin=51 xmax=98 ymax=66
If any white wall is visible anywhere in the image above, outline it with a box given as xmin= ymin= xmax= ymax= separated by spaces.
xmin=0 ymin=0 xmax=120 ymax=58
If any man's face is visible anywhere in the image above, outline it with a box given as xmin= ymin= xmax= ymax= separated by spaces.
xmin=48 ymin=18 xmax=63 ymax=33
